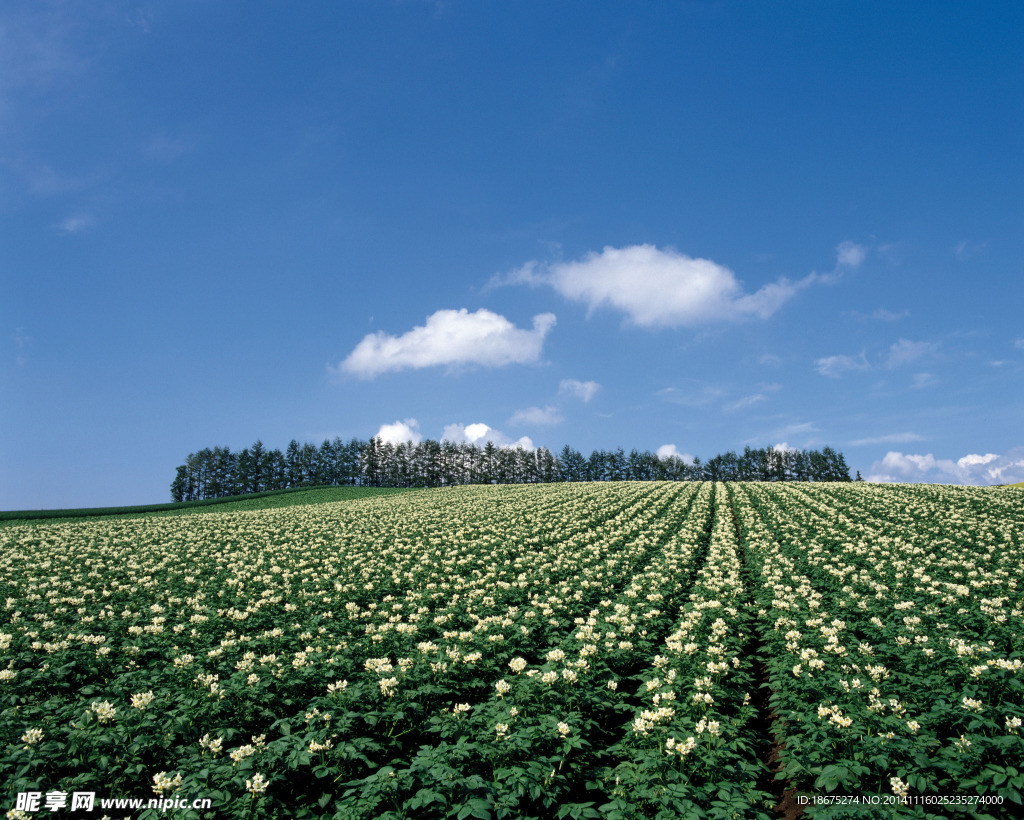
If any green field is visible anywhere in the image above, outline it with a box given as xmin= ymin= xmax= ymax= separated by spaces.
xmin=0 ymin=486 xmax=412 ymax=523
xmin=1 ymin=483 xmax=1022 ymax=819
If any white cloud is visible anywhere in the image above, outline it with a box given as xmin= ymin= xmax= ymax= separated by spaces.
xmin=872 ymin=308 xmax=909 ymax=322
xmin=724 ymin=393 xmax=768 ymax=412
xmin=866 ymin=447 xmax=1024 ymax=485
xmin=724 ymin=382 xmax=781 ymax=412
xmin=1014 ymin=337 xmax=1024 ymax=350
xmin=657 ymin=382 xmax=727 ymax=407
xmin=769 ymin=422 xmax=819 ymax=447
xmin=54 ymin=213 xmax=95 ymax=235
xmin=14 ymin=327 xmax=30 ymax=367
xmin=510 ymin=245 xmax=815 ymax=327
xmin=559 ymin=379 xmax=601 ymax=403
xmin=441 ymin=422 xmax=534 ymax=450
xmin=836 ymin=241 xmax=867 ymax=268
xmin=886 ymin=338 xmax=938 ymax=369
xmin=375 ymin=419 xmax=422 ymax=445
xmin=849 ymin=432 xmax=926 ymax=446
xmin=335 ymin=308 xmax=556 ymax=378
xmin=910 ymin=373 xmax=938 ymax=389
xmin=954 ymin=240 xmax=987 ymax=260
xmin=814 ymin=352 xmax=870 ymax=378
xmin=509 ymin=405 xmax=563 ymax=426
xmin=656 ymin=444 xmax=694 ymax=464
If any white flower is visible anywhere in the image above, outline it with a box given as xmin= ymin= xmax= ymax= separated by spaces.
xmin=230 ymin=744 xmax=256 ymax=763
xmin=246 ymin=773 xmax=269 ymax=795
xmin=131 ymin=691 xmax=154 ymax=710
xmin=90 ymin=700 xmax=116 ymax=722
xmin=21 ymin=728 xmax=43 ymax=746
xmin=889 ymin=776 xmax=908 ymax=797
xmin=152 ymin=771 xmax=183 ymax=796
xmin=557 ymin=721 xmax=571 ymax=737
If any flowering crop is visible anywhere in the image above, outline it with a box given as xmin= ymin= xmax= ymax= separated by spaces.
xmin=0 ymin=482 xmax=1021 ymax=818
xmin=734 ymin=482 xmax=1024 ymax=816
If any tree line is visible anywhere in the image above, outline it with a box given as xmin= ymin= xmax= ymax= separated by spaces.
xmin=170 ymin=438 xmax=852 ymax=501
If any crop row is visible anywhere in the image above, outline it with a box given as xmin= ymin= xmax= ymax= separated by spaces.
xmin=732 ymin=482 xmax=1024 ymax=817
xmin=2 ymin=482 xmax=1022 ymax=819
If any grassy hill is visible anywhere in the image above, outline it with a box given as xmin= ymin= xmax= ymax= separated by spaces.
xmin=0 ymin=485 xmax=412 ymax=523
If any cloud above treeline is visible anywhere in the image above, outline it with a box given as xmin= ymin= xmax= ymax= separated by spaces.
xmin=495 ymin=242 xmax=861 ymax=328
xmin=374 ymin=419 xmax=534 ymax=450
xmin=336 ymin=308 xmax=556 ymax=378
xmin=867 ymin=447 xmax=1024 ymax=485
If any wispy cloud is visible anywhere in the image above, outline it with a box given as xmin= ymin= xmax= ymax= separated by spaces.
xmin=849 ymin=432 xmax=925 ymax=446
xmin=656 ymin=381 xmax=727 ymax=407
xmin=953 ymin=240 xmax=987 ymax=260
xmin=54 ymin=213 xmax=95 ymax=234
xmin=774 ymin=421 xmax=819 ymax=439
xmin=910 ymin=373 xmax=938 ymax=389
xmin=836 ymin=240 xmax=867 ymax=269
xmin=334 ymin=308 xmax=556 ymax=378
xmin=886 ymin=338 xmax=938 ymax=369
xmin=509 ymin=405 xmax=563 ymax=426
xmin=872 ymin=308 xmax=909 ymax=322
xmin=814 ymin=352 xmax=869 ymax=378
xmin=724 ymin=383 xmax=781 ymax=412
xmin=558 ymin=378 xmax=600 ymax=403
xmin=14 ymin=327 xmax=31 ymax=366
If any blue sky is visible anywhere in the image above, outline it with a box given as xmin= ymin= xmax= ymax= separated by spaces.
xmin=2 ymin=0 xmax=1022 ymax=508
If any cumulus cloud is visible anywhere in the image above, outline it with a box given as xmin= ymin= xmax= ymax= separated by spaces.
xmin=866 ymin=447 xmax=1024 ymax=485
xmin=814 ymin=352 xmax=870 ymax=378
xmin=559 ymin=379 xmax=601 ymax=403
xmin=335 ymin=309 xmax=556 ymax=378
xmin=375 ymin=419 xmax=422 ymax=446
xmin=509 ymin=406 xmax=563 ymax=426
xmin=656 ymin=444 xmax=694 ymax=463
xmin=504 ymin=245 xmax=817 ymax=328
xmin=441 ymin=422 xmax=534 ymax=450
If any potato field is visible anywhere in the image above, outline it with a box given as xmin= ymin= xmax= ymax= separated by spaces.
xmin=1 ymin=482 xmax=1022 ymax=819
